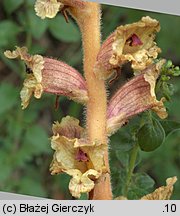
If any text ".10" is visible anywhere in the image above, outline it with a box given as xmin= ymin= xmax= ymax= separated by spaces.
xmin=164 ymin=204 xmax=176 ymax=213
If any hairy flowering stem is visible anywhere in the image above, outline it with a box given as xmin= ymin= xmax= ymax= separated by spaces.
xmin=70 ymin=2 xmax=112 ymax=199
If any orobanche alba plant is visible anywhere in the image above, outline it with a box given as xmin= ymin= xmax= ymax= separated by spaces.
xmin=4 ymin=0 xmax=178 ymax=200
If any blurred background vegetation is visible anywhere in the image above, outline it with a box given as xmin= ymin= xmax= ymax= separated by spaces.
xmin=0 ymin=0 xmax=179 ymax=199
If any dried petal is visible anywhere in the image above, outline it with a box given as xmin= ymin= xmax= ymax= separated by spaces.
xmin=95 ymin=16 xmax=161 ymax=80
xmin=141 ymin=177 xmax=177 ymax=200
xmin=4 ymin=47 xmax=44 ymax=109
xmin=88 ymin=145 xmax=106 ymax=172
xmin=143 ymin=60 xmax=168 ymax=119
xmin=4 ymin=47 xmax=88 ymax=109
xmin=67 ymin=169 xmax=100 ymax=198
xmin=4 ymin=46 xmax=30 ymax=60
xmin=4 ymin=46 xmax=44 ymax=83
xmin=20 ymin=75 xmax=43 ymax=109
xmin=107 ymin=61 xmax=167 ymax=135
xmin=35 ymin=0 xmax=63 ymax=19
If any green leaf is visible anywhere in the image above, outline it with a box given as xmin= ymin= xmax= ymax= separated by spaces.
xmin=14 ymin=148 xmax=34 ymax=167
xmin=0 ymin=20 xmax=21 ymax=47
xmin=27 ymin=12 xmax=48 ymax=39
xmin=115 ymin=148 xmax=141 ymax=170
xmin=0 ymin=51 xmax=21 ymax=74
xmin=23 ymin=109 xmax=38 ymax=124
xmin=24 ymin=125 xmax=50 ymax=155
xmin=137 ymin=119 xmax=165 ymax=152
xmin=133 ymin=173 xmax=155 ymax=191
xmin=3 ymin=0 xmax=24 ymax=14
xmin=173 ymin=69 xmax=180 ymax=77
xmin=0 ymin=163 xmax=12 ymax=183
xmin=6 ymin=117 xmax=23 ymax=140
xmin=19 ymin=178 xmax=47 ymax=197
xmin=0 ymin=152 xmax=13 ymax=182
xmin=111 ymin=124 xmax=136 ymax=152
xmin=68 ymin=102 xmax=82 ymax=118
xmin=30 ymin=44 xmax=47 ymax=54
xmin=15 ymin=125 xmax=51 ymax=167
xmin=0 ymin=83 xmax=19 ymax=114
xmin=49 ymin=15 xmax=80 ymax=42
xmin=115 ymin=150 xmax=129 ymax=168
xmin=160 ymin=120 xmax=180 ymax=136
xmin=128 ymin=173 xmax=155 ymax=199
xmin=112 ymin=169 xmax=127 ymax=197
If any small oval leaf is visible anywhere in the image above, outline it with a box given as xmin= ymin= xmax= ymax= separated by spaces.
xmin=137 ymin=119 xmax=165 ymax=152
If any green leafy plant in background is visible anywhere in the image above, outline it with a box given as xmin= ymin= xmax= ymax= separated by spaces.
xmin=0 ymin=0 xmax=180 ymax=200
